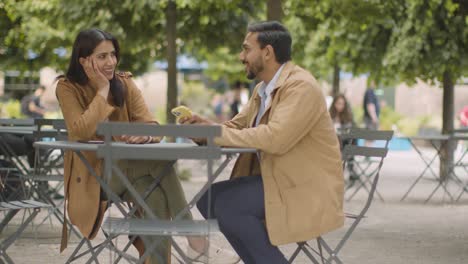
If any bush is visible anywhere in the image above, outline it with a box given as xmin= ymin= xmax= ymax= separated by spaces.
xmin=352 ymin=105 xmax=433 ymax=136
xmin=154 ymin=106 xmax=167 ymax=124
xmin=180 ymin=81 xmax=216 ymax=117
xmin=379 ymin=106 xmax=402 ymax=130
xmin=0 ymin=100 xmax=25 ymax=118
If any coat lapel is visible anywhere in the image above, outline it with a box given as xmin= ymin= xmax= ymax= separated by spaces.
xmin=249 ymin=89 xmax=261 ymax=128
xmin=256 ymin=62 xmax=295 ymax=125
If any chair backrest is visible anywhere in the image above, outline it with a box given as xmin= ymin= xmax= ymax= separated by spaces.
xmin=33 ymin=119 xmax=67 ymax=140
xmin=452 ymin=128 xmax=468 ymax=133
xmin=451 ymin=128 xmax=468 ymax=140
xmin=96 ymin=122 xmax=222 ymax=161
xmin=0 ymin=118 xmax=34 ymax=126
xmin=340 ymin=129 xmax=393 ymax=210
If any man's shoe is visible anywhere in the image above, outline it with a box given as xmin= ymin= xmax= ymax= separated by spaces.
xmin=187 ymin=245 xmax=240 ymax=264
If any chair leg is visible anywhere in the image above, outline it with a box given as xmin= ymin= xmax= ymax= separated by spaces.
xmin=0 ymin=208 xmax=40 ymax=264
xmin=316 ymin=239 xmax=325 ymax=264
xmin=65 ymin=238 xmax=100 ymax=264
xmin=316 ymin=237 xmax=344 ymax=264
xmin=65 ymin=238 xmax=86 ymax=264
xmin=288 ymin=242 xmax=321 ymax=264
xmin=0 ymin=251 xmax=15 ymax=264
xmin=288 ymin=243 xmax=304 ymax=263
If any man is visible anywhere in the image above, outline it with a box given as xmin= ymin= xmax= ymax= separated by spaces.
xmin=181 ymin=21 xmax=344 ymax=263
xmin=21 ymin=85 xmax=46 ymax=118
xmin=363 ymin=80 xmax=380 ymax=130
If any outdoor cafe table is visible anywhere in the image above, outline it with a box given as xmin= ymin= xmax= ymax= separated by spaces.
xmin=0 ymin=124 xmax=71 ymax=235
xmin=0 ymin=125 xmax=38 ymax=175
xmin=399 ymin=134 xmax=467 ymax=203
xmin=33 ymin=140 xmax=256 ymax=262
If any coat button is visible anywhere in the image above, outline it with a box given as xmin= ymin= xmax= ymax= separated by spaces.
xmin=77 ymin=177 xmax=81 ymax=183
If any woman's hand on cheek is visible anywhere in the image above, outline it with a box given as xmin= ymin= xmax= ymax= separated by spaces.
xmin=80 ymin=56 xmax=110 ymax=99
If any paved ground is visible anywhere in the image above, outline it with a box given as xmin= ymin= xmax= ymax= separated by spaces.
xmin=2 ymin=147 xmax=467 ymax=263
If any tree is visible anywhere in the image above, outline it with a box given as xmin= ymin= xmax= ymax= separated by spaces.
xmin=381 ymin=0 xmax=468 ymax=180
xmin=0 ymin=0 xmax=258 ymax=123
xmin=267 ymin=0 xmax=283 ymax=21
xmin=285 ymin=0 xmax=393 ymax=97
xmin=166 ymin=0 xmax=177 ymax=124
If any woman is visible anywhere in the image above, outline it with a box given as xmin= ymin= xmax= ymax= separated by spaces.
xmin=329 ymin=94 xmax=354 ymax=131
xmin=329 ymin=94 xmax=357 ymax=182
xmin=56 ymin=28 xmax=207 ymax=264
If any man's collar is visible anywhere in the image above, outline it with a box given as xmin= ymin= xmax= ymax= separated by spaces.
xmin=257 ymin=63 xmax=286 ymax=97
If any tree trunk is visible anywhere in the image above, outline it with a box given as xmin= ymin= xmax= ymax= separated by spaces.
xmin=267 ymin=0 xmax=283 ymax=21
xmin=439 ymin=70 xmax=455 ymax=182
xmin=166 ymin=0 xmax=177 ymax=125
xmin=332 ymin=63 xmax=340 ymax=97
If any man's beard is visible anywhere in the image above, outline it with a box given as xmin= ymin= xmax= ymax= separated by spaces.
xmin=244 ymin=59 xmax=264 ymax=80
xmin=247 ymin=70 xmax=256 ymax=80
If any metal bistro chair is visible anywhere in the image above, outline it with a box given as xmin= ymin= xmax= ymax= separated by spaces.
xmin=70 ymin=122 xmax=222 ymax=264
xmin=0 ymin=119 xmax=40 ymax=204
xmin=0 ymin=119 xmax=35 ymax=175
xmin=342 ymin=129 xmax=389 ymax=202
xmin=30 ymin=119 xmax=67 ymax=199
xmin=26 ymin=119 xmax=69 ymax=228
xmin=0 ymin=200 xmax=51 ymax=264
xmin=452 ymin=129 xmax=468 ymax=202
xmin=288 ymin=129 xmax=393 ymax=264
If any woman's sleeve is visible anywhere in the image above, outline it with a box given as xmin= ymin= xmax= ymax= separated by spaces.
xmin=123 ymin=76 xmax=161 ymax=143
xmin=56 ymin=79 xmax=115 ymax=140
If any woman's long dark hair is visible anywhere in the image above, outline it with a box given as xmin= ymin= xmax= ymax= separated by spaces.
xmin=65 ymin=28 xmax=125 ymax=107
xmin=329 ymin=94 xmax=354 ymax=125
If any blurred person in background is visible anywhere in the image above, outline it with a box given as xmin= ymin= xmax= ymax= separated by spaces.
xmin=363 ymin=80 xmax=380 ymax=130
xmin=211 ymin=93 xmax=226 ymax=122
xmin=329 ymin=94 xmax=358 ymax=182
xmin=229 ymin=81 xmax=243 ymax=119
xmin=329 ymin=94 xmax=354 ymax=131
xmin=21 ymin=85 xmax=47 ymax=119
xmin=460 ymin=105 xmax=468 ymax=129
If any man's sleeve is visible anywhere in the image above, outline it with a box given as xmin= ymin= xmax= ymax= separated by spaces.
xmin=215 ymin=79 xmax=326 ymax=155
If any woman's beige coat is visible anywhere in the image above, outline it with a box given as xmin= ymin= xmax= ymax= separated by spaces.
xmin=215 ymin=62 xmax=344 ymax=245
xmin=56 ymin=72 xmax=158 ymax=251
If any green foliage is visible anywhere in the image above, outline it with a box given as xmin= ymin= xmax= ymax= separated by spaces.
xmin=286 ymin=0 xmax=393 ymax=81
xmin=285 ymin=0 xmax=467 ymax=86
xmin=352 ymin=106 xmax=364 ymax=127
xmin=180 ymin=81 xmax=215 ymax=116
xmin=352 ymin=105 xmax=432 ymax=136
xmin=397 ymin=116 xmax=432 ymax=136
xmin=202 ymin=47 xmax=248 ymax=84
xmin=154 ymin=106 xmax=167 ymax=125
xmin=0 ymin=0 xmax=259 ymax=75
xmin=0 ymin=100 xmax=24 ymax=118
xmin=382 ymin=0 xmax=468 ymax=84
xmin=379 ymin=106 xmax=403 ymax=130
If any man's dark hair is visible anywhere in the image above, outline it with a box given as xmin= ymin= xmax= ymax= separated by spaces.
xmin=247 ymin=21 xmax=292 ymax=64
xmin=65 ymin=28 xmax=125 ymax=107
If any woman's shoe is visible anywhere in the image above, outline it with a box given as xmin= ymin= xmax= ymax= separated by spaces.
xmin=186 ymin=245 xmax=240 ymax=264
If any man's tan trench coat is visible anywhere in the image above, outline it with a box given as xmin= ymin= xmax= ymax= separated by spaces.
xmin=215 ymin=62 xmax=344 ymax=245
xmin=56 ymin=72 xmax=159 ymax=251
